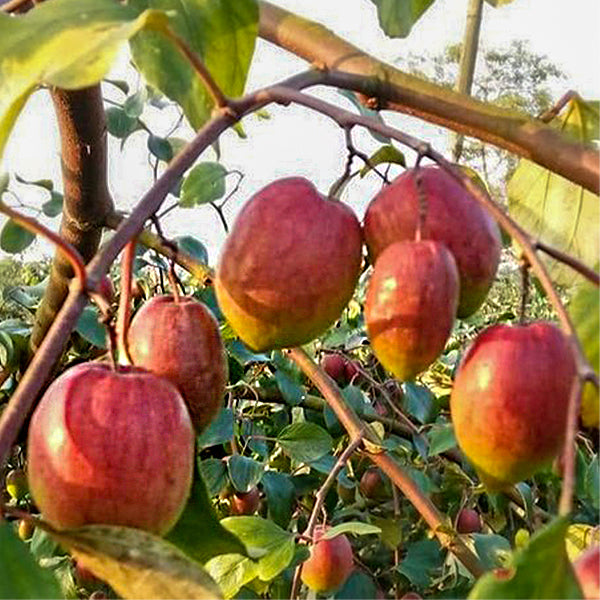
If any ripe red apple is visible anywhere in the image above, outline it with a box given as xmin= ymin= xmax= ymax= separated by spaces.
xmin=573 ymin=545 xmax=600 ymax=600
xmin=365 ymin=240 xmax=459 ymax=380
xmin=27 ymin=362 xmax=194 ymax=535
xmin=215 ymin=177 xmax=363 ymax=351
xmin=127 ymin=295 xmax=227 ymax=433
xmin=344 ymin=359 xmax=360 ymax=384
xmin=321 ymin=353 xmax=348 ymax=384
xmin=359 ymin=467 xmax=388 ymax=500
xmin=363 ymin=165 xmax=501 ymax=317
xmin=450 ymin=322 xmax=577 ymax=490
xmin=456 ymin=508 xmax=482 ymax=534
xmin=229 ymin=487 xmax=261 ymax=515
xmin=301 ymin=525 xmax=354 ymax=592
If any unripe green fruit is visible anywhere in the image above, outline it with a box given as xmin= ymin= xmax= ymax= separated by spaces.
xmin=451 ymin=322 xmax=577 ymax=490
xmin=336 ymin=481 xmax=355 ymax=505
xmin=6 ymin=468 xmax=28 ymax=501
xmin=301 ymin=526 xmax=354 ymax=593
xmin=27 ymin=363 xmax=194 ymax=535
xmin=365 ymin=240 xmax=459 ymax=380
xmin=363 ymin=165 xmax=501 ymax=317
xmin=127 ymin=295 xmax=227 ymax=433
xmin=216 ymin=178 xmax=363 ymax=351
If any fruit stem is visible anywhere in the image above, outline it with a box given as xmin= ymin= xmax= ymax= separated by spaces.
xmin=0 ymin=201 xmax=87 ymax=293
xmin=413 ymin=160 xmax=427 ymax=242
xmin=519 ymin=255 xmax=530 ymax=324
xmin=116 ymin=239 xmax=136 ymax=365
xmin=290 ymin=435 xmax=363 ymax=599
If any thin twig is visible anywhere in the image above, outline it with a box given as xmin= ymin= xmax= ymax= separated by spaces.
xmin=116 ymin=239 xmax=137 ymax=365
xmin=536 ymin=241 xmax=599 ymax=286
xmin=290 ymin=436 xmax=363 ymax=599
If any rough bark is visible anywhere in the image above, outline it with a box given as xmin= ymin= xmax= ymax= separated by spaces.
xmin=30 ymin=86 xmax=113 ymax=353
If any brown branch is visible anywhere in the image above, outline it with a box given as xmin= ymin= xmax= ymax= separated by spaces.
xmin=116 ymin=239 xmax=136 ymax=365
xmin=30 ymin=86 xmax=113 ymax=354
xmin=258 ymin=1 xmax=599 ymax=194
xmin=287 ymin=347 xmax=485 ymax=578
xmin=535 ymin=241 xmax=599 ymax=286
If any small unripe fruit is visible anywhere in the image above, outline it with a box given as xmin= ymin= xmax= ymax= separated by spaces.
xmin=321 ymin=354 xmax=348 ymax=384
xmin=359 ymin=468 xmax=388 ymax=500
xmin=456 ymin=508 xmax=482 ymax=534
xmin=17 ymin=519 xmax=34 ymax=541
xmin=5 ymin=469 xmax=28 ymax=501
xmin=230 ymin=487 xmax=261 ymax=515
xmin=573 ymin=545 xmax=600 ymax=600
xmin=301 ymin=526 xmax=354 ymax=593
xmin=336 ymin=481 xmax=355 ymax=505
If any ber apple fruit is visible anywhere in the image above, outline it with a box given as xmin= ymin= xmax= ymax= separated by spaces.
xmin=450 ymin=322 xmax=577 ymax=490
xmin=365 ymin=240 xmax=459 ymax=380
xmin=215 ymin=177 xmax=363 ymax=351
xmin=229 ymin=487 xmax=261 ymax=515
xmin=127 ymin=295 xmax=227 ymax=432
xmin=359 ymin=467 xmax=388 ymax=500
xmin=456 ymin=508 xmax=482 ymax=534
xmin=27 ymin=362 xmax=194 ymax=535
xmin=363 ymin=165 xmax=501 ymax=317
xmin=573 ymin=545 xmax=600 ymax=600
xmin=321 ymin=353 xmax=348 ymax=384
xmin=301 ymin=525 xmax=354 ymax=593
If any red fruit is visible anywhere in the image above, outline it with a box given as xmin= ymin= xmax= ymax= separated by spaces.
xmin=401 ymin=593 xmax=422 ymax=600
xmin=344 ymin=360 xmax=360 ymax=384
xmin=127 ymin=295 xmax=227 ymax=432
xmin=301 ymin=525 xmax=354 ymax=592
xmin=456 ymin=508 xmax=482 ymax=534
xmin=363 ymin=165 xmax=501 ymax=317
xmin=450 ymin=322 xmax=577 ymax=490
xmin=98 ymin=276 xmax=114 ymax=302
xmin=359 ymin=467 xmax=388 ymax=500
xmin=74 ymin=561 xmax=102 ymax=587
xmin=230 ymin=487 xmax=261 ymax=515
xmin=365 ymin=240 xmax=459 ymax=380
xmin=573 ymin=545 xmax=600 ymax=600
xmin=215 ymin=178 xmax=363 ymax=351
xmin=27 ymin=363 xmax=194 ymax=535
xmin=321 ymin=354 xmax=348 ymax=384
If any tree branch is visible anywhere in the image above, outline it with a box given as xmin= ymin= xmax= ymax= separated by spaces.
xmin=258 ymin=1 xmax=599 ymax=194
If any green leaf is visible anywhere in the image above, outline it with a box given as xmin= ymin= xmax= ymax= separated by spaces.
xmin=277 ymin=422 xmax=333 ymax=464
xmin=51 ymin=523 xmax=222 ymax=600
xmin=14 ymin=173 xmax=54 ymax=191
xmin=324 ymin=522 xmax=381 ymax=539
xmin=260 ymin=471 xmax=295 ymax=529
xmin=180 ymin=162 xmax=228 ymax=207
xmin=472 ymin=533 xmax=512 ymax=570
xmin=274 ymin=368 xmax=305 ymax=406
xmin=0 ymin=220 xmax=35 ymax=253
xmin=0 ymin=0 xmax=165 ymax=158
xmin=75 ymin=306 xmax=107 ymax=348
xmin=427 ymin=423 xmax=457 ymax=456
xmin=148 ymin=134 xmax=174 ymax=162
xmin=0 ymin=522 xmax=62 ymax=599
xmin=204 ymin=554 xmax=257 ymax=600
xmin=167 ymin=476 xmax=246 ymax=564
xmin=508 ymin=97 xmax=599 ymax=286
xmin=228 ymin=455 xmax=264 ymax=493
xmin=130 ymin=0 xmax=258 ymax=131
xmin=485 ymin=0 xmax=517 ymax=5
xmin=359 ymin=144 xmax=406 ymax=177
xmin=334 ymin=570 xmax=378 ymax=600
xmin=198 ymin=458 xmax=228 ymax=497
xmin=586 ymin=455 xmax=599 ymax=510
xmin=0 ymin=172 xmax=9 ymax=194
xmin=123 ymin=88 xmax=148 ymax=118
xmin=397 ymin=538 xmax=443 ymax=587
xmin=338 ymin=89 xmax=390 ymax=144
xmin=402 ymin=382 xmax=437 ymax=424
xmin=197 ymin=407 xmax=234 ymax=449
xmin=106 ymin=106 xmax=140 ymax=139
xmin=41 ymin=192 xmax=64 ymax=218
xmin=469 ymin=517 xmax=582 ymax=599
xmin=369 ymin=0 xmax=435 ymax=38
xmin=569 ymin=279 xmax=599 ymax=373
xmin=173 ymin=234 xmax=209 ymax=266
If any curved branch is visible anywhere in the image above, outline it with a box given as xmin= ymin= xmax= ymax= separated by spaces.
xmin=30 ymin=86 xmax=113 ymax=353
xmin=258 ymin=1 xmax=599 ymax=194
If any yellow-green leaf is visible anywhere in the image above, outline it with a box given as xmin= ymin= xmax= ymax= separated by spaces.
xmin=0 ymin=0 xmax=167 ymax=158
xmin=508 ymin=97 xmax=599 ymax=286
xmin=51 ymin=524 xmax=222 ymax=600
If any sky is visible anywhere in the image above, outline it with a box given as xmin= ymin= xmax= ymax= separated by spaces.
xmin=1 ymin=0 xmax=599 ymax=265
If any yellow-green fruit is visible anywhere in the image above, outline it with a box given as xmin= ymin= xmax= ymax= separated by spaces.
xmin=365 ymin=240 xmax=459 ymax=380
xmin=215 ymin=178 xmax=363 ymax=351
xmin=450 ymin=322 xmax=577 ymax=490
xmin=6 ymin=469 xmax=28 ymax=501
